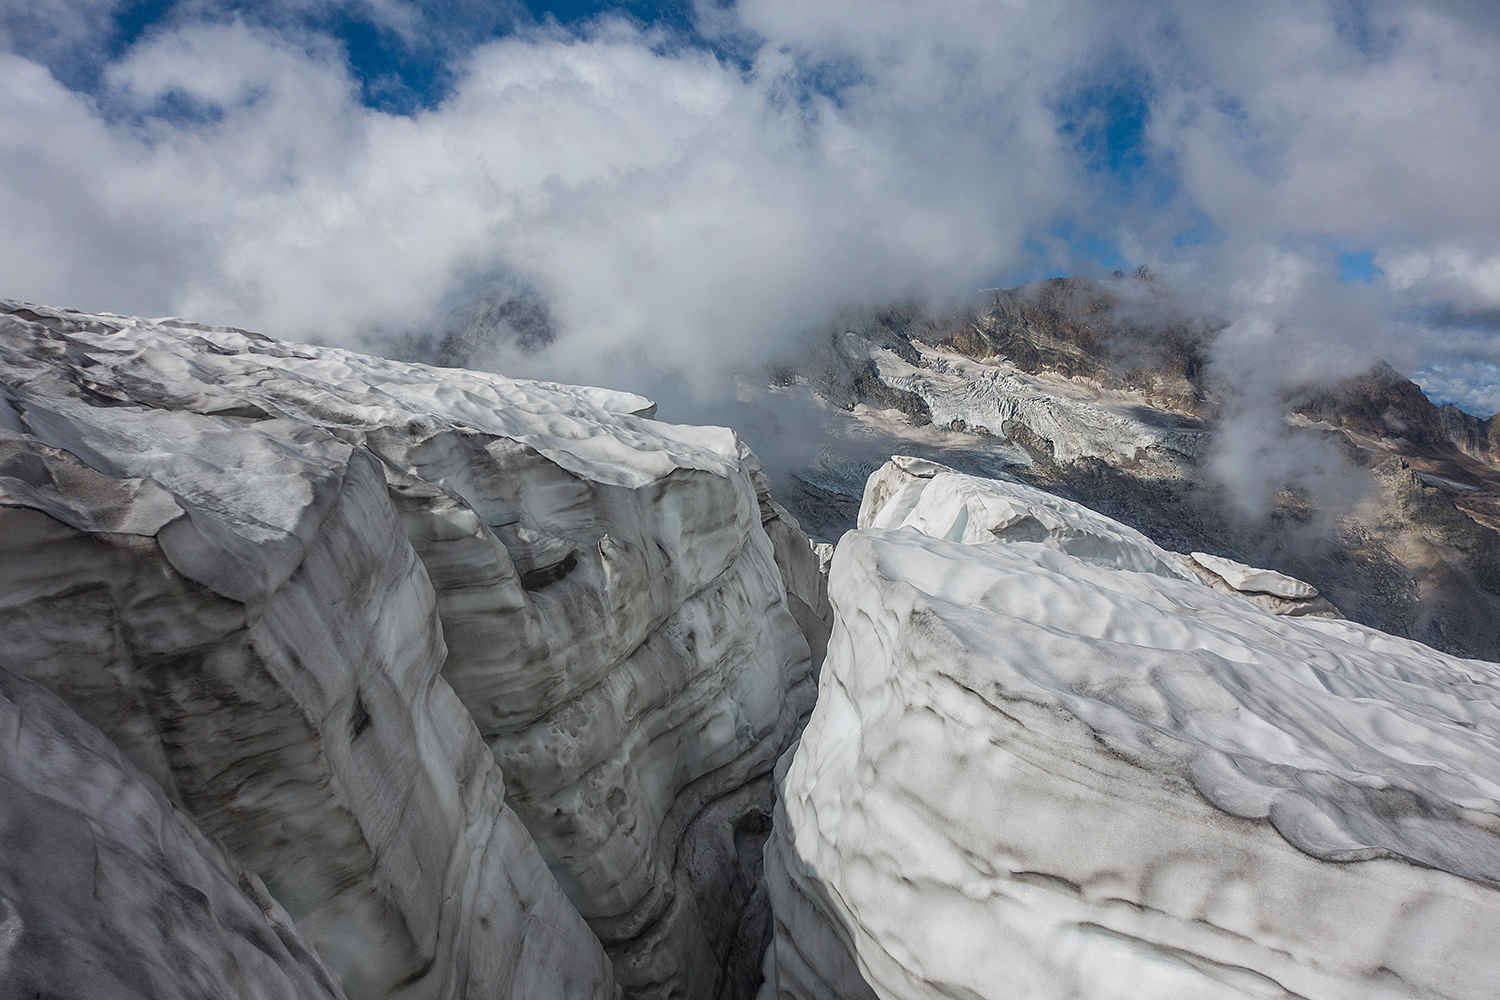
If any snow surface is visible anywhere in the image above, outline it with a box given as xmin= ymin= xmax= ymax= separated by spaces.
xmin=846 ymin=335 xmax=1206 ymax=464
xmin=859 ymin=454 xmax=1194 ymax=578
xmin=1189 ymin=550 xmax=1319 ymax=599
xmin=0 ymin=301 xmax=820 ymax=999
xmin=767 ymin=458 xmax=1500 ymax=999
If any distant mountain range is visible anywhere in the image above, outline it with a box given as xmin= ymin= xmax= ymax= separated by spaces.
xmin=770 ymin=275 xmax=1500 ymax=661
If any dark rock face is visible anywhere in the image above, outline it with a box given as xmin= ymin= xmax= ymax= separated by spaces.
xmin=847 ymin=359 xmax=933 ymax=425
xmin=385 ymin=287 xmax=559 ymax=368
xmin=932 ymin=276 xmax=1214 ymax=417
xmin=1439 ymin=404 xmax=1500 ymax=464
xmin=1289 ymin=366 xmax=1500 ymax=643
xmin=806 ymin=335 xmax=933 ymax=424
xmin=1296 ymin=361 xmax=1483 ymax=456
xmin=1294 ymin=361 xmax=1500 ymax=493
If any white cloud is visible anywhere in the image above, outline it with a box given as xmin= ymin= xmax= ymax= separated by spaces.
xmin=2 ymin=0 xmax=1499 ymax=421
xmin=1145 ymin=1 xmax=1500 ymax=241
xmin=1413 ymin=359 xmax=1500 ymax=416
xmin=0 ymin=10 xmax=1089 ymax=393
xmin=0 ymin=0 xmax=123 ymax=83
xmin=1379 ymin=247 xmax=1500 ymax=311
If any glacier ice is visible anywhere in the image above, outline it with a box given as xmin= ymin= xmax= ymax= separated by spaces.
xmin=859 ymin=455 xmax=1340 ymax=619
xmin=1187 ymin=550 xmax=1317 ymax=598
xmin=0 ymin=320 xmax=618 ymax=999
xmin=767 ymin=458 xmax=1500 ymax=1000
xmin=858 ymin=454 xmax=1192 ymax=577
xmin=1177 ymin=550 xmax=1341 ymax=618
xmin=0 ymin=300 xmax=819 ymax=999
xmin=842 ymin=334 xmax=1206 ymax=464
xmin=0 ymin=670 xmax=345 ymax=1000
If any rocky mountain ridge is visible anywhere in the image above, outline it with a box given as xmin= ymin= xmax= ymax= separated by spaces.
xmin=773 ymin=276 xmax=1500 ymax=661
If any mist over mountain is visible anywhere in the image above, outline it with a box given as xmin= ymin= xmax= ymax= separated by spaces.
xmin=722 ymin=271 xmax=1498 ymax=661
xmin=4 ymin=0 xmax=1500 ymax=420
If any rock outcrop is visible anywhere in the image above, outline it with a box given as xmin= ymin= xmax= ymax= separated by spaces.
xmin=1296 ymin=361 xmax=1500 ymax=468
xmin=939 ymin=274 xmax=1213 ymax=417
xmin=766 ymin=458 xmax=1500 ymax=1000
xmin=0 ymin=300 xmax=821 ymax=1000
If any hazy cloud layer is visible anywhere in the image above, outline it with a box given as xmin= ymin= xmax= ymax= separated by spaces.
xmin=2 ymin=2 xmax=1498 ymax=441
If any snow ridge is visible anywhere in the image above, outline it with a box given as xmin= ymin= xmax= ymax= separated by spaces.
xmin=768 ymin=458 xmax=1500 ymax=1000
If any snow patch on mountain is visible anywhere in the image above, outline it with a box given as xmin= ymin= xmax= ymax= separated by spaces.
xmin=843 ymin=334 xmax=1207 ymax=464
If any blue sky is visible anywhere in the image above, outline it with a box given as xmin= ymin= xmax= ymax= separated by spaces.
xmin=57 ymin=1 xmax=706 ymax=110
xmin=3 ymin=0 xmax=1500 ymax=416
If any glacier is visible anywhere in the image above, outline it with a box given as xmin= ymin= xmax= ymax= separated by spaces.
xmin=0 ymin=300 xmax=826 ymax=1000
xmin=5 ymin=293 xmax=1499 ymax=1000
xmin=841 ymin=333 xmax=1207 ymax=466
xmin=767 ymin=457 xmax=1500 ymax=1000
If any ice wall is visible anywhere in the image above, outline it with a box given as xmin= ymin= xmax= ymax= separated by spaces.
xmin=0 ymin=670 xmax=347 ymax=1000
xmin=767 ymin=458 xmax=1500 ymax=1000
xmin=0 ymin=301 xmax=820 ymax=1000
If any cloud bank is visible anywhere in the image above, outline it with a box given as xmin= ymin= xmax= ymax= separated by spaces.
xmin=2 ymin=0 xmax=1498 ymax=424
